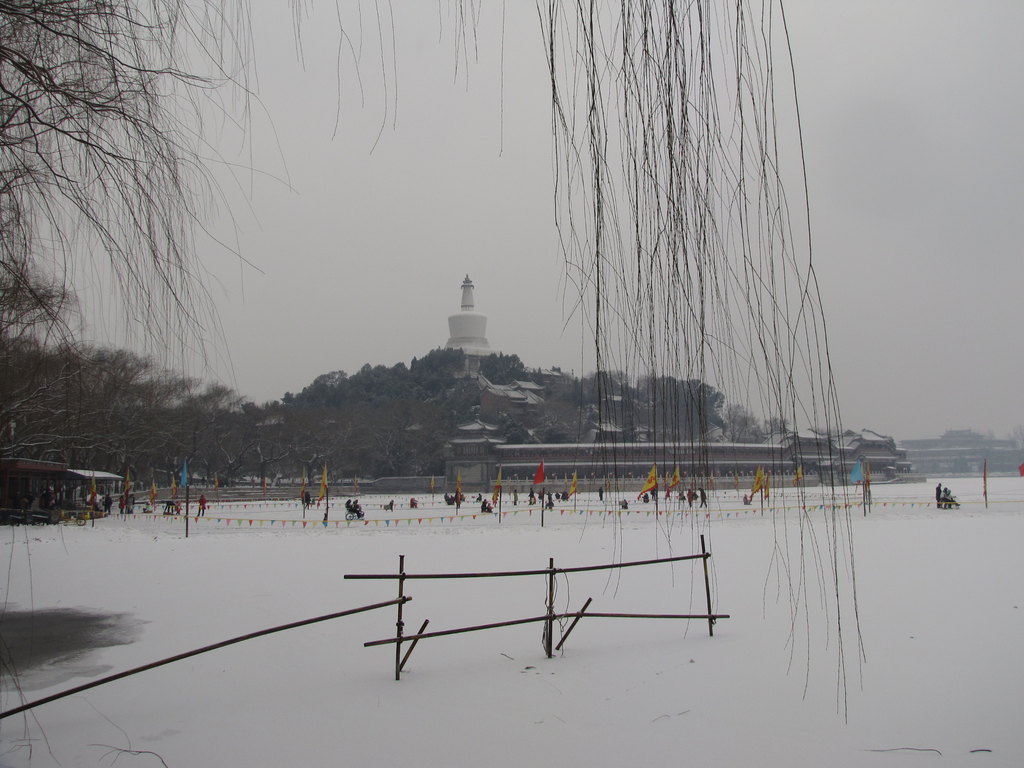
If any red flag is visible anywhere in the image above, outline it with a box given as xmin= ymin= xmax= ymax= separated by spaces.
xmin=1019 ymin=462 xmax=1024 ymax=477
xmin=534 ymin=461 xmax=545 ymax=485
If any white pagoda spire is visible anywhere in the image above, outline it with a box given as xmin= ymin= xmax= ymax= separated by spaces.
xmin=446 ymin=275 xmax=491 ymax=356
xmin=460 ymin=275 xmax=476 ymax=310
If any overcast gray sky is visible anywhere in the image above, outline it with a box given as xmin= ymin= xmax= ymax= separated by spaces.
xmin=92 ymin=1 xmax=1024 ymax=442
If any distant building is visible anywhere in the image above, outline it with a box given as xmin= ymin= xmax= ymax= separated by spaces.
xmin=445 ymin=425 xmax=913 ymax=490
xmin=839 ymin=429 xmax=914 ymax=477
xmin=446 ymin=419 xmax=506 ymax=486
xmin=0 ymin=458 xmax=124 ymax=519
xmin=1 ymin=458 xmax=69 ymax=509
xmin=900 ymin=429 xmax=1021 ymax=475
xmin=445 ymin=275 xmax=493 ymax=373
xmin=478 ymin=376 xmax=545 ymax=419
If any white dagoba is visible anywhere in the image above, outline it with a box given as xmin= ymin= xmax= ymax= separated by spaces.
xmin=445 ymin=275 xmax=492 ymax=356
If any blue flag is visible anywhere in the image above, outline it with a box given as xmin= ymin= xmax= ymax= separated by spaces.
xmin=181 ymin=460 xmax=188 ymax=488
xmin=849 ymin=458 xmax=864 ymax=485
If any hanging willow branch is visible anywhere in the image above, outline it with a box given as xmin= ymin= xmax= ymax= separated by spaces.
xmin=539 ymin=0 xmax=862 ymax=713
xmin=0 ymin=0 xmax=253 ymax=354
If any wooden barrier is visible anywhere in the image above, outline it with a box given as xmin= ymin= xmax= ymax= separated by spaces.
xmin=0 ymin=598 xmax=409 ymax=721
xmin=346 ymin=537 xmax=729 ymax=680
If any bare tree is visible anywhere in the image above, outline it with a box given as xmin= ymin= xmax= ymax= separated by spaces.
xmin=1 ymin=0 xmax=247 ymax=348
xmin=723 ymin=404 xmax=765 ymax=444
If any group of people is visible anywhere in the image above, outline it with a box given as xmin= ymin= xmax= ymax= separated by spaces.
xmin=527 ymin=489 xmax=559 ymax=509
xmin=12 ymin=488 xmax=60 ymax=515
xmin=66 ymin=481 xmax=970 ymax=521
xmin=636 ymin=487 xmax=707 ymax=508
xmin=158 ymin=494 xmax=208 ymax=516
xmin=935 ymin=482 xmax=958 ymax=509
xmin=526 ymin=490 xmax=556 ymax=509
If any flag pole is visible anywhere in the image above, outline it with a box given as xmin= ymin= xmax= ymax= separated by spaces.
xmin=863 ymin=461 xmax=871 ymax=516
xmin=184 ymin=464 xmax=190 ymax=539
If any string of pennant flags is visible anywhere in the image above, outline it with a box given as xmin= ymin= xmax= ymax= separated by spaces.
xmin=118 ymin=497 xmax=1021 ymax=530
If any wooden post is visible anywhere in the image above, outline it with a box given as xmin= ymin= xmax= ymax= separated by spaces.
xmin=700 ymin=535 xmax=714 ymax=637
xmin=544 ymin=557 xmax=555 ymax=657
xmin=554 ymin=597 xmax=592 ymax=651
xmin=1 ymin=597 xmax=410 ymax=721
xmin=399 ymin=619 xmax=430 ymax=673
xmin=395 ymin=554 xmax=406 ymax=680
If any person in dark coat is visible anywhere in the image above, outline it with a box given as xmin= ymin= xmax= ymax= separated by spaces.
xmin=935 ymin=482 xmax=942 ymax=508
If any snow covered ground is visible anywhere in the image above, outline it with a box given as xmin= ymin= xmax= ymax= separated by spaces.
xmin=2 ymin=477 xmax=1022 ymax=767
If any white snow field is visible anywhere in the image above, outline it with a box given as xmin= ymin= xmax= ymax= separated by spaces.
xmin=1 ymin=477 xmax=1022 ymax=767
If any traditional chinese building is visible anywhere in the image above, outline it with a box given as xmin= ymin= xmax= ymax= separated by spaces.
xmin=445 ymin=426 xmax=914 ymax=492
xmin=900 ymin=429 xmax=1021 ymax=475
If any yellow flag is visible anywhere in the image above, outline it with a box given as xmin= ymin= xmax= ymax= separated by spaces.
xmin=492 ymin=468 xmax=502 ymax=504
xmin=764 ymin=471 xmax=771 ymax=500
xmin=317 ymin=464 xmax=328 ymax=503
xmin=149 ymin=479 xmax=157 ymax=506
xmin=751 ymin=466 xmax=765 ymax=495
xmin=793 ymin=466 xmax=804 ymax=486
xmin=639 ymin=464 xmax=658 ymax=495
xmin=568 ymin=471 xmax=578 ymax=498
xmin=456 ymin=471 xmax=462 ymax=497
xmin=668 ymin=467 xmax=681 ymax=489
